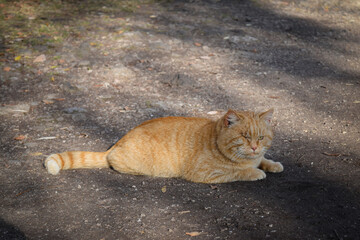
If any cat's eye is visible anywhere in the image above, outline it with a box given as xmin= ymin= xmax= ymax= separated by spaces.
xmin=258 ymin=136 xmax=264 ymax=140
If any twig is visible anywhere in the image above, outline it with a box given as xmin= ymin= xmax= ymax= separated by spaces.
xmin=15 ymin=189 xmax=31 ymax=197
xmin=333 ymin=229 xmax=341 ymax=240
xmin=296 ymin=155 xmax=304 ymax=162
xmin=323 ymin=152 xmax=341 ymax=157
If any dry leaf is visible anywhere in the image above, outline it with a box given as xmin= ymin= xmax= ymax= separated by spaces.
xmin=194 ymin=42 xmax=202 ymax=47
xmin=51 ymin=76 xmax=55 ymax=81
xmin=42 ymin=99 xmax=54 ymax=104
xmin=353 ymin=100 xmax=360 ymax=104
xmin=186 ymin=232 xmax=202 ymax=237
xmin=14 ymin=135 xmax=26 ymax=141
xmin=161 ymin=186 xmax=167 ymax=193
xmin=14 ymin=56 xmax=21 ymax=61
xmin=3 ymin=66 xmax=11 ymax=72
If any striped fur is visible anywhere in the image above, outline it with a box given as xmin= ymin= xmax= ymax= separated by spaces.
xmin=45 ymin=109 xmax=283 ymax=183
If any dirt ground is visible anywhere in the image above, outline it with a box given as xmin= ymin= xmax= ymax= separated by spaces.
xmin=1 ymin=0 xmax=360 ymax=239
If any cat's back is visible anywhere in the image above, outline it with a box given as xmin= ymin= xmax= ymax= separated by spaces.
xmin=119 ymin=116 xmax=213 ymax=147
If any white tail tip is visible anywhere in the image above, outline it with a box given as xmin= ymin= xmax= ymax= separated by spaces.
xmin=45 ymin=156 xmax=60 ymax=175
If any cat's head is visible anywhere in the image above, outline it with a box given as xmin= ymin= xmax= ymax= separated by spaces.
xmin=216 ymin=109 xmax=274 ymax=161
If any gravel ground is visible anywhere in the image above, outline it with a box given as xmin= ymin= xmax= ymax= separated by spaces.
xmin=1 ymin=0 xmax=360 ymax=239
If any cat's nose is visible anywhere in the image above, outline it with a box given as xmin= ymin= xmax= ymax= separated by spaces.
xmin=251 ymin=146 xmax=257 ymax=151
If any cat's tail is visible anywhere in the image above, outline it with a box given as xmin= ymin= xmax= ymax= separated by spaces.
xmin=44 ymin=151 xmax=109 ymax=175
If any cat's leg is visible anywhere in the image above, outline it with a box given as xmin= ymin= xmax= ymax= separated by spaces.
xmin=259 ymin=158 xmax=284 ymax=173
xmin=106 ymin=147 xmax=142 ymax=175
xmin=198 ymin=167 xmax=266 ymax=183
xmin=106 ymin=145 xmax=159 ymax=176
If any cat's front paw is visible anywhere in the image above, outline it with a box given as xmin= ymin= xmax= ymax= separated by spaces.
xmin=248 ymin=168 xmax=266 ymax=181
xmin=260 ymin=159 xmax=284 ymax=173
xmin=268 ymin=162 xmax=284 ymax=173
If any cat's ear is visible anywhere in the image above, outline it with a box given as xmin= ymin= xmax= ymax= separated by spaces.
xmin=224 ymin=110 xmax=241 ymax=127
xmin=259 ymin=108 xmax=274 ymax=125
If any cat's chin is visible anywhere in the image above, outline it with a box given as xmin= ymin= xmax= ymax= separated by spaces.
xmin=246 ymin=153 xmax=261 ymax=159
xmin=231 ymin=153 xmax=260 ymax=161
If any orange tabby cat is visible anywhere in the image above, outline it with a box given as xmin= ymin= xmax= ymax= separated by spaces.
xmin=45 ymin=109 xmax=283 ymax=183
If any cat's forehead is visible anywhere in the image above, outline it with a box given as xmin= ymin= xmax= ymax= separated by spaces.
xmin=233 ymin=111 xmax=262 ymax=122
xmin=232 ymin=112 xmax=270 ymax=131
xmin=235 ymin=111 xmax=258 ymax=118
xmin=236 ymin=119 xmax=267 ymax=130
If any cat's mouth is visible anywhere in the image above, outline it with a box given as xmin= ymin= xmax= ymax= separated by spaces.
xmin=247 ymin=151 xmax=260 ymax=158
